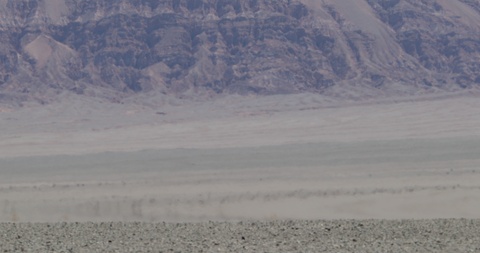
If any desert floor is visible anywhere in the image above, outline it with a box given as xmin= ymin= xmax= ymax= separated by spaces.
xmin=2 ymin=220 xmax=480 ymax=252
xmin=1 ymin=92 xmax=480 ymax=222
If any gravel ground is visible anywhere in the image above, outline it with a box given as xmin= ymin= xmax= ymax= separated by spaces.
xmin=1 ymin=220 xmax=479 ymax=252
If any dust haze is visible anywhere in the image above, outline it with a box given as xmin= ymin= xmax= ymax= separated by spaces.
xmin=1 ymin=92 xmax=480 ymax=222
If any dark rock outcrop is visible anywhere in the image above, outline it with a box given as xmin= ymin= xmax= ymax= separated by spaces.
xmin=0 ymin=0 xmax=479 ymax=104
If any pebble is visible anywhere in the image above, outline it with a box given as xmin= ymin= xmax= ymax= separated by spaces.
xmin=0 ymin=220 xmax=479 ymax=252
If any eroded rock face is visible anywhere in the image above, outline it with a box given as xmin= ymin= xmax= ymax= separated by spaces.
xmin=0 ymin=0 xmax=479 ymax=104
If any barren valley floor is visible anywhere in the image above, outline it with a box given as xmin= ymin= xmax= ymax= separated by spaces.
xmin=1 ymin=93 xmax=479 ymax=222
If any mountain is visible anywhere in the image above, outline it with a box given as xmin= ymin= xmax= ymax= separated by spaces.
xmin=1 ymin=0 xmax=480 ymax=105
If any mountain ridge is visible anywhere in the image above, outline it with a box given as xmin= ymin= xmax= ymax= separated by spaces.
xmin=1 ymin=0 xmax=479 ymax=106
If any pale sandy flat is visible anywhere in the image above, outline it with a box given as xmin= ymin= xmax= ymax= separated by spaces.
xmin=0 ymin=92 xmax=479 ymax=222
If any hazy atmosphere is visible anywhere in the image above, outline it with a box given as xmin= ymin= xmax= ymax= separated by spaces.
xmin=1 ymin=0 xmax=480 ymax=251
xmin=1 ymin=92 xmax=480 ymax=222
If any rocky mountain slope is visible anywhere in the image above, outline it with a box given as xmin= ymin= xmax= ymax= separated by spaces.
xmin=1 ymin=0 xmax=480 ymax=105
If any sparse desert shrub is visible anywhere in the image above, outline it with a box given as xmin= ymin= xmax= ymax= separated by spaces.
xmin=11 ymin=207 xmax=18 ymax=222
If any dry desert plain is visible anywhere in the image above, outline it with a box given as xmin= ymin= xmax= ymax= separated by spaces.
xmin=2 ymin=93 xmax=480 ymax=251
xmin=1 ymin=92 xmax=480 ymax=223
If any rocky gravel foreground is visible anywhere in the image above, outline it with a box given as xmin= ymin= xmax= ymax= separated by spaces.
xmin=1 ymin=220 xmax=479 ymax=252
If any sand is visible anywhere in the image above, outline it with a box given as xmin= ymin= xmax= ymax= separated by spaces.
xmin=1 ymin=220 xmax=480 ymax=252
xmin=1 ymin=138 xmax=480 ymax=222
xmin=1 ymin=92 xmax=480 ymax=222
xmin=1 ymin=92 xmax=480 ymax=250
